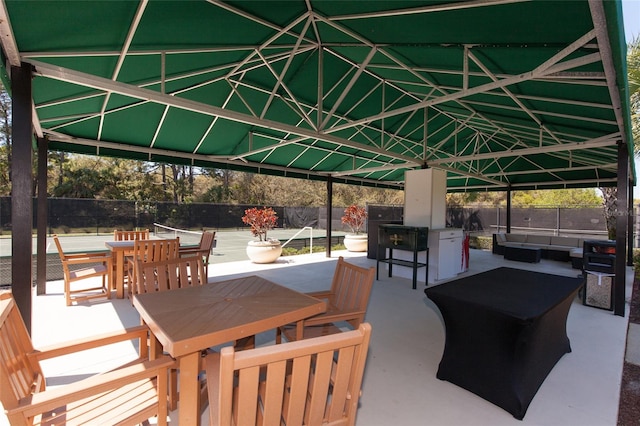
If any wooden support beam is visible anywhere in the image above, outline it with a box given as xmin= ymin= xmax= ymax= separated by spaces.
xmin=11 ymin=63 xmax=33 ymax=332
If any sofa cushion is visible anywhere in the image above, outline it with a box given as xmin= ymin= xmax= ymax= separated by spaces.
xmin=546 ymin=245 xmax=574 ymax=252
xmin=570 ymin=247 xmax=583 ymax=257
xmin=526 ymin=235 xmax=551 ymax=245
xmin=551 ymin=236 xmax=580 ymax=247
xmin=506 ymin=234 xmax=527 ymax=243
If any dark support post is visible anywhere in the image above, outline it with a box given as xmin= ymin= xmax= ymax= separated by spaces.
xmin=614 ymin=142 xmax=628 ymax=317
xmin=326 ymin=175 xmax=333 ymax=257
xmin=506 ymin=187 xmax=512 ymax=233
xmin=36 ymin=138 xmax=48 ymax=295
xmin=11 ymin=63 xmax=33 ymax=332
xmin=628 ymin=177 xmax=634 ymax=267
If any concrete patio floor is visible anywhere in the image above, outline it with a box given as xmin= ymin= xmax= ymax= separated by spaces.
xmin=1 ymin=247 xmax=634 ymax=425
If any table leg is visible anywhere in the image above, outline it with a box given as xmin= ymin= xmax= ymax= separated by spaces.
xmin=116 ymin=250 xmax=124 ymax=299
xmin=412 ymin=248 xmax=418 ymax=290
xmin=178 ymin=351 xmax=201 ymax=426
xmin=425 ymin=248 xmax=429 ymax=287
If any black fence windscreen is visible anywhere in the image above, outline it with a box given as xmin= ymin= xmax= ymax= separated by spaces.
xmin=0 ymin=197 xmax=610 ymax=238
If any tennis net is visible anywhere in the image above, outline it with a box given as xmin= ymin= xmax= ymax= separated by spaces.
xmin=153 ymin=223 xmax=203 ymax=245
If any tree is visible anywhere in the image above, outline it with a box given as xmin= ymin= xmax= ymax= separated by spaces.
xmin=512 ymin=189 xmax=601 ymax=207
xmin=0 ymin=82 xmax=11 ymax=195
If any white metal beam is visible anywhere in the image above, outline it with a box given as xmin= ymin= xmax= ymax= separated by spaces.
xmin=0 ymin=0 xmax=20 ymax=66
xmin=588 ymin=0 xmax=630 ymax=152
xmin=427 ymin=133 xmax=619 ymax=165
xmin=31 ymin=60 xmax=421 ymax=165
xmin=329 ymin=31 xmax=599 ymax=132
xmin=329 ymin=0 xmax=531 ymax=21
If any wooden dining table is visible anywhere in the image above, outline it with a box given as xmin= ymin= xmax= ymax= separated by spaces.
xmin=104 ymin=240 xmax=134 ymax=299
xmin=132 ymin=275 xmax=327 ymax=425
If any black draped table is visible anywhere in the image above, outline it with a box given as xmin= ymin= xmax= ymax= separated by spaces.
xmin=424 ymin=267 xmax=583 ymax=420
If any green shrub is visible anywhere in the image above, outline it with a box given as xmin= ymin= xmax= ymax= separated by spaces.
xmin=633 ymin=249 xmax=640 ymax=271
xmin=281 ymin=247 xmax=299 ymax=256
xmin=281 ymin=244 xmax=346 ymax=257
xmin=469 ymin=236 xmax=492 ymax=250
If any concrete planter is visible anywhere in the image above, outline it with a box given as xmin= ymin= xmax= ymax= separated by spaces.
xmin=246 ymin=240 xmax=282 ymax=263
xmin=344 ymin=234 xmax=368 ymax=252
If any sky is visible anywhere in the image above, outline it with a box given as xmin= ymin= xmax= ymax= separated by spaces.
xmin=622 ymin=1 xmax=640 ymax=197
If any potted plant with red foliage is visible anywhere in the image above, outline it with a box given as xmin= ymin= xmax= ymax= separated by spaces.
xmin=242 ymin=206 xmax=282 ymax=263
xmin=341 ymin=205 xmax=368 ymax=252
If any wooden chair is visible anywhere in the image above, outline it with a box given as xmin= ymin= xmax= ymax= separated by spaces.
xmin=112 ymin=229 xmax=150 ymax=290
xmin=0 ymin=291 xmax=174 ymax=426
xmin=52 ymin=234 xmax=112 ymax=306
xmin=126 ymin=238 xmax=180 ymax=297
xmin=277 ymin=256 xmax=375 ymax=342
xmin=205 ymin=322 xmax=372 ymax=426
xmin=113 ymin=229 xmax=150 ymax=240
xmin=134 ymin=255 xmax=208 ymax=408
xmin=135 ymin=255 xmax=208 ymax=295
xmin=179 ymin=231 xmax=216 ymax=277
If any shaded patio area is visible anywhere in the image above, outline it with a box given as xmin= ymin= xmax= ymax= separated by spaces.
xmin=1 ymin=248 xmax=634 ymax=425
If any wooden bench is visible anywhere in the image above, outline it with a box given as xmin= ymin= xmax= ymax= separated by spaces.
xmin=0 ymin=291 xmax=175 ymax=425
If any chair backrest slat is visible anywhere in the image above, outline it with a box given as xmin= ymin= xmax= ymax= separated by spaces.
xmin=129 ymin=239 xmax=180 ymax=295
xmin=329 ymin=257 xmax=375 ymax=328
xmin=114 ymin=229 xmax=150 ymax=241
xmin=135 ymin=256 xmax=207 ymax=295
xmin=200 ymin=231 xmax=216 ymax=251
xmin=52 ymin=235 xmax=67 ymax=262
xmin=133 ymin=238 xmax=180 ymax=263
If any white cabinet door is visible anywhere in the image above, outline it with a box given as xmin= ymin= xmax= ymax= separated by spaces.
xmin=437 ymin=237 xmax=463 ymax=280
xmin=429 ymin=229 xmax=463 ymax=282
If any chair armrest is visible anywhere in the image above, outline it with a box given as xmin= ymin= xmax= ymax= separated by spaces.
xmin=306 ymin=290 xmax=333 ymax=300
xmin=31 ymin=325 xmax=149 ymax=361
xmin=302 ymin=310 xmax=366 ymax=327
xmin=64 ymin=252 xmax=110 ymax=260
xmin=179 ymin=246 xmax=202 ymax=254
xmin=63 ymin=256 xmax=111 ymax=266
xmin=179 ymin=248 xmax=208 ymax=258
xmin=8 ymin=356 xmax=176 ymax=419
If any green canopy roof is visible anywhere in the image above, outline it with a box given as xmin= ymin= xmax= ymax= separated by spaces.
xmin=0 ymin=0 xmax=633 ymax=191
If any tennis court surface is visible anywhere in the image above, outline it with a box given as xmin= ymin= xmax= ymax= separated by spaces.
xmin=0 ymin=227 xmax=345 ymax=265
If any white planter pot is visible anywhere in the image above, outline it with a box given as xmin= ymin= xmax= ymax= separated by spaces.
xmin=344 ymin=234 xmax=368 ymax=252
xmin=246 ymin=240 xmax=282 ymax=264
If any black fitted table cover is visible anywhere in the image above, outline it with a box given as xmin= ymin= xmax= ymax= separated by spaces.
xmin=424 ymin=267 xmax=583 ymax=420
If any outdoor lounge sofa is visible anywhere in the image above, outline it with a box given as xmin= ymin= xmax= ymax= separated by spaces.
xmin=492 ymin=233 xmax=596 ymax=269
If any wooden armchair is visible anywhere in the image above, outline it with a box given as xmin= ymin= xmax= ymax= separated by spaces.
xmin=277 ymin=256 xmax=375 ymax=342
xmin=205 ymin=322 xmax=372 ymax=426
xmin=134 ymin=255 xmax=208 ymax=295
xmin=52 ymin=235 xmax=111 ymax=306
xmin=0 ymin=292 xmax=174 ymax=426
xmin=114 ymin=229 xmax=150 ymax=240
xmin=179 ymin=231 xmax=216 ymax=277
xmin=126 ymin=238 xmax=180 ymax=297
